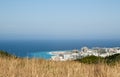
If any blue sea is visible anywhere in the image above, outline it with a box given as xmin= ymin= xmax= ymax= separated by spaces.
xmin=0 ymin=39 xmax=120 ymax=59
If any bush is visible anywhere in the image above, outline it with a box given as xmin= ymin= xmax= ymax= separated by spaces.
xmin=76 ymin=54 xmax=120 ymax=64
xmin=105 ymin=54 xmax=120 ymax=64
xmin=0 ymin=50 xmax=16 ymax=58
xmin=76 ymin=56 xmax=104 ymax=64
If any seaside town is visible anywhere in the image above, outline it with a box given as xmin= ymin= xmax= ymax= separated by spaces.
xmin=50 ymin=47 xmax=120 ymax=61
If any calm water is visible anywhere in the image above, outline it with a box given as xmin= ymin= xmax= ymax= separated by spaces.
xmin=0 ymin=40 xmax=120 ymax=59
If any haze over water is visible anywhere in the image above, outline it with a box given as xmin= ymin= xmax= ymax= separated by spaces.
xmin=0 ymin=0 xmax=120 ymax=40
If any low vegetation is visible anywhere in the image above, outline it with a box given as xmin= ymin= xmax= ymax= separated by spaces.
xmin=0 ymin=50 xmax=120 ymax=77
xmin=75 ymin=56 xmax=104 ymax=64
xmin=0 ymin=50 xmax=16 ymax=58
xmin=105 ymin=54 xmax=120 ymax=64
xmin=76 ymin=54 xmax=120 ymax=64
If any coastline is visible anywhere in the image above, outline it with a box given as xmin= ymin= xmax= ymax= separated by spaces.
xmin=23 ymin=46 xmax=120 ymax=61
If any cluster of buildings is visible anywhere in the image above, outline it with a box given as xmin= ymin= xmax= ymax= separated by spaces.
xmin=50 ymin=47 xmax=120 ymax=61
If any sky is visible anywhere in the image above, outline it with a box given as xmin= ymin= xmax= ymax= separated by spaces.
xmin=0 ymin=0 xmax=120 ymax=40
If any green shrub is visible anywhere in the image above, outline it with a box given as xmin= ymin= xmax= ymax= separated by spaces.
xmin=76 ymin=56 xmax=104 ymax=64
xmin=0 ymin=50 xmax=16 ymax=58
xmin=105 ymin=54 xmax=120 ymax=64
xmin=76 ymin=54 xmax=120 ymax=64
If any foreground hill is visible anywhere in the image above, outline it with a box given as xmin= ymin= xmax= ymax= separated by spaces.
xmin=0 ymin=57 xmax=120 ymax=77
xmin=0 ymin=50 xmax=120 ymax=77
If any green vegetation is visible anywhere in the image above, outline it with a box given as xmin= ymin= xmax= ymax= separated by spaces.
xmin=105 ymin=54 xmax=120 ymax=64
xmin=76 ymin=54 xmax=120 ymax=64
xmin=0 ymin=50 xmax=16 ymax=58
xmin=76 ymin=56 xmax=104 ymax=64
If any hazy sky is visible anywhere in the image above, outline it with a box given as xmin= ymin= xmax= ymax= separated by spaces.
xmin=0 ymin=0 xmax=120 ymax=40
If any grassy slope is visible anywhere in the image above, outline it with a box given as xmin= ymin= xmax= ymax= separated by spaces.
xmin=0 ymin=51 xmax=120 ymax=77
xmin=0 ymin=58 xmax=120 ymax=77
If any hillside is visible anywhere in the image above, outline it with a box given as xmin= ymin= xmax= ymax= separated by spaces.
xmin=0 ymin=51 xmax=120 ymax=77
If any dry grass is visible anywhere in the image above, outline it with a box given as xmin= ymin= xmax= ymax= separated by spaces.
xmin=0 ymin=58 xmax=120 ymax=77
